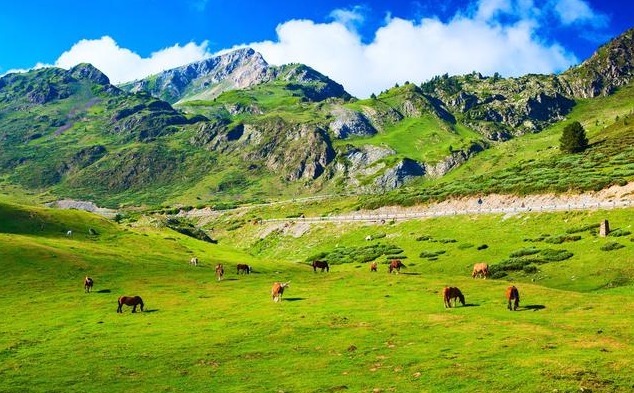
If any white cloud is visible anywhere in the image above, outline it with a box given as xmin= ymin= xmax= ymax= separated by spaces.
xmin=552 ymin=0 xmax=608 ymax=26
xmin=54 ymin=36 xmax=211 ymax=84
xmin=244 ymin=8 xmax=577 ymax=98
xmin=42 ymin=0 xmax=597 ymax=99
xmin=329 ymin=6 xmax=367 ymax=32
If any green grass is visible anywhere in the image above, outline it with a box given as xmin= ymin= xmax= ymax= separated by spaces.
xmin=1 ymin=202 xmax=633 ymax=392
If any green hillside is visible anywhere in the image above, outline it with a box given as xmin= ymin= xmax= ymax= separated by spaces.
xmin=1 ymin=200 xmax=632 ymax=392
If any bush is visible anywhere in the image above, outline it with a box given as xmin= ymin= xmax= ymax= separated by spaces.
xmin=540 ymin=249 xmax=573 ymax=261
xmin=608 ymin=229 xmax=631 ymax=237
xmin=544 ymin=235 xmax=582 ymax=244
xmin=523 ymin=265 xmax=538 ymax=274
xmin=509 ymin=248 xmax=540 ymax=258
xmin=600 ymin=242 xmax=625 ymax=251
xmin=477 ymin=244 xmax=488 ymax=250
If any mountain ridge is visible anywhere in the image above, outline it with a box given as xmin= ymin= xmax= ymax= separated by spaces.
xmin=0 ymin=27 xmax=633 ymax=208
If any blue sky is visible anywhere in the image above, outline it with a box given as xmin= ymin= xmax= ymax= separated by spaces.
xmin=0 ymin=0 xmax=631 ymax=97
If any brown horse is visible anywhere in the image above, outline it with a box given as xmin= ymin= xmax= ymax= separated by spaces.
xmin=271 ymin=281 xmax=290 ymax=302
xmin=443 ymin=287 xmax=465 ymax=308
xmin=388 ymin=259 xmax=405 ymax=274
xmin=237 ymin=264 xmax=252 ymax=274
xmin=312 ymin=260 xmax=329 ymax=272
xmin=370 ymin=261 xmax=378 ymax=272
xmin=117 ymin=296 xmax=144 ymax=313
xmin=215 ymin=264 xmax=224 ymax=281
xmin=506 ymin=286 xmax=520 ymax=311
xmin=472 ymin=263 xmax=489 ymax=279
xmin=84 ymin=276 xmax=94 ymax=293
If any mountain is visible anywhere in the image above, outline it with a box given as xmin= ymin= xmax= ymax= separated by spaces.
xmin=0 ymin=28 xmax=633 ymax=208
xmin=119 ymin=47 xmax=351 ymax=104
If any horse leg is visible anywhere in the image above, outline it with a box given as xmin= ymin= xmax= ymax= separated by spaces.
xmin=117 ymin=303 xmax=122 ymax=313
xmin=132 ymin=304 xmax=137 ymax=313
xmin=514 ymin=299 xmax=519 ymax=311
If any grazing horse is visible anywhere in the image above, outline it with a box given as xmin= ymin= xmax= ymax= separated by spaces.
xmin=472 ymin=263 xmax=490 ymax=279
xmin=84 ymin=277 xmax=94 ymax=293
xmin=66 ymin=230 xmax=73 ymax=237
xmin=388 ymin=259 xmax=405 ymax=274
xmin=190 ymin=257 xmax=198 ymax=266
xmin=215 ymin=264 xmax=224 ymax=281
xmin=506 ymin=286 xmax=520 ymax=311
xmin=370 ymin=261 xmax=378 ymax=272
xmin=271 ymin=281 xmax=290 ymax=302
xmin=236 ymin=264 xmax=252 ymax=274
xmin=117 ymin=296 xmax=144 ymax=313
xmin=443 ymin=287 xmax=465 ymax=308
xmin=312 ymin=260 xmax=329 ymax=272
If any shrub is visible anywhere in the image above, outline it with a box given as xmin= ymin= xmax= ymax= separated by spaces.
xmin=540 ymin=249 xmax=573 ymax=261
xmin=509 ymin=248 xmax=540 ymax=258
xmin=523 ymin=265 xmax=538 ymax=274
xmin=600 ymin=242 xmax=625 ymax=251
xmin=566 ymin=223 xmax=600 ymax=234
xmin=608 ymin=229 xmax=631 ymax=237
xmin=477 ymin=244 xmax=488 ymax=250
xmin=544 ymin=235 xmax=582 ymax=244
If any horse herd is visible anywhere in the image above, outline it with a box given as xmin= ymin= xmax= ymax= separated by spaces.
xmin=83 ymin=260 xmax=520 ymax=313
xmin=443 ymin=263 xmax=521 ymax=310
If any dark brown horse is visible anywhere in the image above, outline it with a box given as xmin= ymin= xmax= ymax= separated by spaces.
xmin=388 ymin=259 xmax=405 ymax=274
xmin=237 ymin=264 xmax=252 ymax=274
xmin=84 ymin=276 xmax=94 ymax=293
xmin=312 ymin=260 xmax=329 ymax=272
xmin=506 ymin=286 xmax=520 ymax=311
xmin=215 ymin=264 xmax=224 ymax=281
xmin=443 ymin=287 xmax=465 ymax=308
xmin=117 ymin=296 xmax=144 ymax=313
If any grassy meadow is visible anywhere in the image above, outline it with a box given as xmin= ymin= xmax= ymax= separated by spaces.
xmin=1 ymin=200 xmax=633 ymax=392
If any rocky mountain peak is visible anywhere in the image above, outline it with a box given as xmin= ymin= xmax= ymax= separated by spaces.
xmin=121 ymin=47 xmax=271 ymax=103
xmin=69 ymin=63 xmax=111 ymax=85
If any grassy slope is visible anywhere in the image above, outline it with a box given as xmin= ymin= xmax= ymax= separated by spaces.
xmin=1 ymin=202 xmax=632 ymax=392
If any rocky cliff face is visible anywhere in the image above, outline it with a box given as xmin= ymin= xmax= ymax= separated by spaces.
xmin=561 ymin=28 xmax=634 ymax=98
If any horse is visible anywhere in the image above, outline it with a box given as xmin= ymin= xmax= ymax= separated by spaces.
xmin=312 ymin=260 xmax=329 ymax=272
xmin=117 ymin=296 xmax=144 ymax=313
xmin=237 ymin=264 xmax=252 ymax=274
xmin=370 ymin=261 xmax=378 ymax=272
xmin=215 ymin=264 xmax=224 ymax=281
xmin=472 ymin=263 xmax=489 ymax=279
xmin=84 ymin=276 xmax=94 ymax=293
xmin=190 ymin=257 xmax=198 ymax=266
xmin=388 ymin=259 xmax=405 ymax=274
xmin=271 ymin=281 xmax=290 ymax=302
xmin=66 ymin=230 xmax=73 ymax=237
xmin=443 ymin=287 xmax=465 ymax=308
xmin=506 ymin=286 xmax=520 ymax=311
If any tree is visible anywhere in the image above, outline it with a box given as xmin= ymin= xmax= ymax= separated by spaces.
xmin=559 ymin=121 xmax=588 ymax=153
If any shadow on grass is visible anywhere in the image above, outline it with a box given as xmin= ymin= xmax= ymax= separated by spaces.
xmin=401 ymin=272 xmax=421 ymax=276
xmin=282 ymin=297 xmax=305 ymax=302
xmin=521 ymin=304 xmax=546 ymax=311
xmin=220 ymin=278 xmax=239 ymax=282
xmin=143 ymin=309 xmax=159 ymax=313
xmin=463 ymin=303 xmax=480 ymax=307
xmin=96 ymin=289 xmax=111 ymax=293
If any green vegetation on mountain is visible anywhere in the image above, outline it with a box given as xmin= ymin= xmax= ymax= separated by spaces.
xmin=0 ymin=28 xmax=633 ymax=210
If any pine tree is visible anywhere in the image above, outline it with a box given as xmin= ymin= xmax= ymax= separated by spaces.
xmin=559 ymin=121 xmax=588 ymax=153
